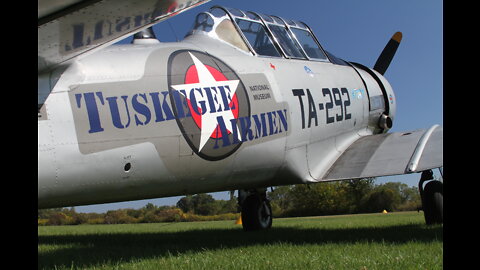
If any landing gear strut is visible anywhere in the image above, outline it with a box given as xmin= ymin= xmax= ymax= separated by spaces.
xmin=238 ymin=189 xmax=272 ymax=231
xmin=419 ymin=169 xmax=443 ymax=225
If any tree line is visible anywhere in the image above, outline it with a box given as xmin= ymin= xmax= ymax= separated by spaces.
xmin=37 ymin=198 xmax=239 ymax=226
xmin=38 ymin=179 xmax=421 ymax=226
xmin=268 ymin=179 xmax=420 ymax=217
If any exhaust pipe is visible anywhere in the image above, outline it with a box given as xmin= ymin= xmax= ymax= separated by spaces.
xmin=378 ymin=113 xmax=393 ymax=129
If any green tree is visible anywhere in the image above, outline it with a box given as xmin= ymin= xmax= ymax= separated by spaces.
xmin=268 ymin=186 xmax=294 ymax=216
xmin=176 ymin=194 xmax=219 ymax=215
xmin=344 ymin=178 xmax=375 ymax=212
xmin=193 ymin=194 xmax=218 ymax=215
xmin=142 ymin=211 xmax=162 ymax=223
xmin=104 ymin=209 xmax=137 ymax=224
xmin=217 ymin=198 xmax=238 ymax=214
xmin=268 ymin=179 xmax=386 ymax=217
xmin=361 ymin=185 xmax=401 ymax=212
xmin=287 ymin=182 xmax=351 ymax=217
xmin=38 ymin=208 xmax=64 ymax=219
xmin=46 ymin=212 xmax=71 ymax=225
xmin=156 ymin=207 xmax=184 ymax=222
xmin=143 ymin=203 xmax=158 ymax=212
xmin=176 ymin=195 xmax=194 ymax=213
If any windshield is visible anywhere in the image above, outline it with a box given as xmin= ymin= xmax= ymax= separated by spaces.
xmin=235 ymin=19 xmax=281 ymax=57
xmin=290 ymin=28 xmax=327 ymax=60
xmin=268 ymin=24 xmax=305 ymax=58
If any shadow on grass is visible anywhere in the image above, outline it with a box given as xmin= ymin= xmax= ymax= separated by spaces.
xmin=38 ymin=223 xmax=442 ymax=269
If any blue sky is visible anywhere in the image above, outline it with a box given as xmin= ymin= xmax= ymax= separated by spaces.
xmin=75 ymin=0 xmax=443 ymax=213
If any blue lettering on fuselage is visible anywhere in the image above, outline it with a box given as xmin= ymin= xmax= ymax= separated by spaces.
xmin=74 ymin=89 xmax=288 ymax=148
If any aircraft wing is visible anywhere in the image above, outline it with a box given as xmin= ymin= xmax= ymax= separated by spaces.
xmin=38 ymin=0 xmax=210 ymax=73
xmin=321 ymin=125 xmax=443 ymax=181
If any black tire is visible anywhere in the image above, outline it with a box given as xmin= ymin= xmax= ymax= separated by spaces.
xmin=423 ymin=180 xmax=443 ymax=225
xmin=241 ymin=195 xmax=272 ymax=231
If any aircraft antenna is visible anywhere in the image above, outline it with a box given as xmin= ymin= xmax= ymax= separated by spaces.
xmin=132 ymin=27 xmax=160 ymax=44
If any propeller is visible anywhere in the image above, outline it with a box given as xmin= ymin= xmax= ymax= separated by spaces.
xmin=373 ymin=31 xmax=402 ymax=75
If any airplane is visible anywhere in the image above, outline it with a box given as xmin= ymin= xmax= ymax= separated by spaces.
xmin=38 ymin=0 xmax=443 ymax=230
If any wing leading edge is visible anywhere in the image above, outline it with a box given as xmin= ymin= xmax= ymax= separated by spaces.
xmin=321 ymin=125 xmax=443 ymax=181
xmin=38 ymin=0 xmax=210 ymax=73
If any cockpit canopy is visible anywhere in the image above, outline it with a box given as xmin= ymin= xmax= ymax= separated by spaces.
xmin=188 ymin=6 xmax=329 ymax=61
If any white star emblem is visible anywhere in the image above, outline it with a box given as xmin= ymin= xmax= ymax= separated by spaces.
xmin=170 ymin=52 xmax=241 ymax=151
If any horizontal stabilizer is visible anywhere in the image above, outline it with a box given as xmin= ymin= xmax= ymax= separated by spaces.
xmin=322 ymin=125 xmax=443 ymax=181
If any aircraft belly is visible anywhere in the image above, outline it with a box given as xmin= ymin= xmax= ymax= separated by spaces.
xmin=38 ymin=120 xmax=58 ymax=199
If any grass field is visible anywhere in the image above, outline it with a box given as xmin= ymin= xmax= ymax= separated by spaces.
xmin=38 ymin=211 xmax=442 ymax=270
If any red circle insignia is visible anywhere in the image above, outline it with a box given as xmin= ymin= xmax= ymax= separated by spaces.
xmin=168 ymin=50 xmax=250 ymax=161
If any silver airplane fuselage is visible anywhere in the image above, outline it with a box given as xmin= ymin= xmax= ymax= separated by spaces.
xmin=38 ymin=28 xmax=395 ymax=209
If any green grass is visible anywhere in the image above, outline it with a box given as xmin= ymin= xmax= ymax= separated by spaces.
xmin=38 ymin=211 xmax=442 ymax=270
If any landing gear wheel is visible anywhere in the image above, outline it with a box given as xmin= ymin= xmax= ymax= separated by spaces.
xmin=423 ymin=180 xmax=443 ymax=225
xmin=241 ymin=194 xmax=272 ymax=231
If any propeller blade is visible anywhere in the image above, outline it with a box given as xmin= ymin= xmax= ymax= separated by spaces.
xmin=373 ymin=31 xmax=402 ymax=75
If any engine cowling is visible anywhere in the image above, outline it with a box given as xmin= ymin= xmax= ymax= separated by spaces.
xmin=350 ymin=62 xmax=396 ymax=133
